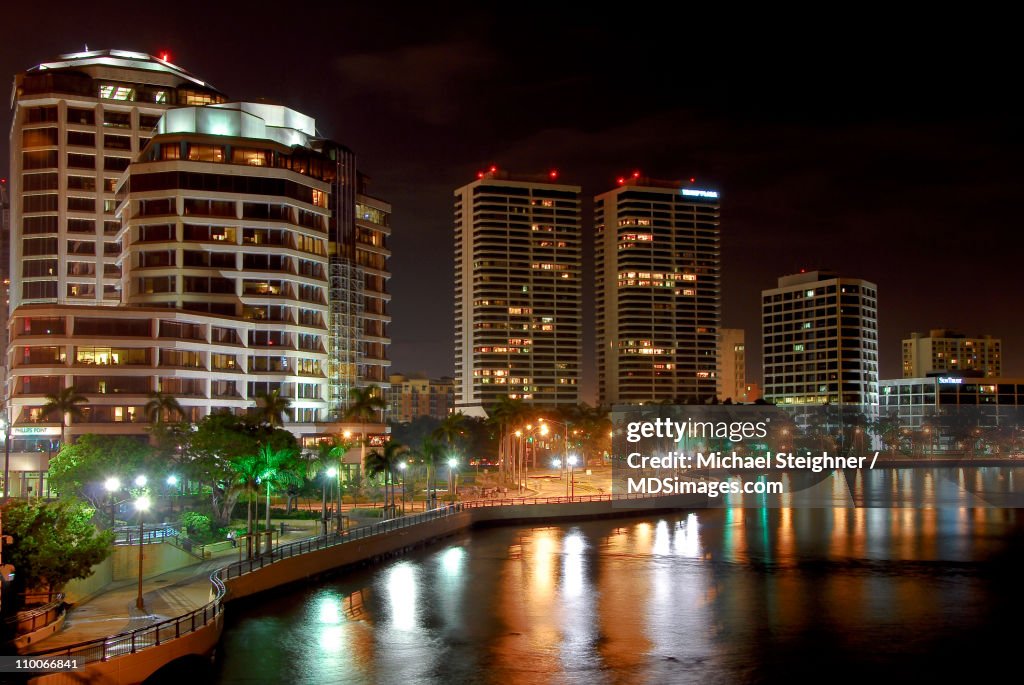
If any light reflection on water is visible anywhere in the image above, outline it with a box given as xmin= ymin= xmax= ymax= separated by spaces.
xmin=216 ymin=468 xmax=1024 ymax=684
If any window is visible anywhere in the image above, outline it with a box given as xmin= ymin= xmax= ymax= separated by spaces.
xmin=104 ymin=157 xmax=130 ymax=172
xmin=139 ymin=114 xmax=161 ymax=130
xmin=67 ymin=240 xmax=96 ymax=255
xmin=67 ymin=196 xmax=95 ymax=212
xmin=67 ymin=219 xmax=95 ymax=233
xmin=22 ymin=216 xmax=58 ymax=234
xmin=139 ymin=224 xmax=175 ymax=242
xmin=23 ymin=150 xmax=57 ymax=169
xmin=231 ymin=148 xmax=268 ymax=166
xmin=98 ymin=84 xmax=134 ymax=101
xmin=23 ymin=194 xmax=58 ymax=213
xmin=160 ymin=144 xmax=182 ymax=160
xmin=67 ymin=153 xmax=95 ymax=169
xmin=138 ymin=276 xmax=175 ymax=294
xmin=24 ymin=260 xmax=58 ymax=277
xmin=187 ymin=144 xmax=225 ymax=162
xmin=67 ymin=283 xmax=96 ymax=298
xmin=25 ymin=106 xmax=58 ymax=123
xmin=103 ymin=111 xmax=132 ymax=128
xmin=67 ymin=131 xmax=95 ymax=147
xmin=104 ymin=135 xmax=131 ymax=150
xmin=22 ymin=238 xmax=58 ymax=256
xmin=67 ymin=175 xmax=97 ymax=191
xmin=67 ymin=107 xmax=95 ymax=125
xmin=22 ymin=128 xmax=58 ymax=147
xmin=23 ymin=281 xmax=58 ymax=299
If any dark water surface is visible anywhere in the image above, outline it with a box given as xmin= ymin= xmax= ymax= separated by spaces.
xmin=213 ymin=468 xmax=1024 ymax=684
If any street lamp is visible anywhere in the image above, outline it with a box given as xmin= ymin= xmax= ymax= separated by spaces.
xmin=134 ymin=494 xmax=151 ymax=611
xmin=323 ymin=466 xmax=337 ymax=535
xmin=166 ymin=475 xmax=179 ymax=514
xmin=397 ymin=462 xmax=407 ymax=514
xmin=567 ymin=455 xmax=578 ymax=499
xmin=447 ymin=458 xmax=458 ymax=499
xmin=134 ymin=475 xmax=147 ymax=488
xmin=104 ymin=477 xmax=121 ymax=527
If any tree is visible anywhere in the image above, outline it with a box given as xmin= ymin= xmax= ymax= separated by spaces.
xmin=42 ymin=386 xmax=88 ymax=446
xmin=413 ymin=437 xmax=444 ymax=508
xmin=365 ymin=440 xmax=408 ymax=517
xmin=344 ymin=386 xmax=386 ymax=470
xmin=433 ymin=412 xmax=467 ymax=450
xmin=488 ymin=396 xmax=530 ymax=482
xmin=47 ymin=434 xmax=159 ymax=513
xmin=186 ymin=411 xmax=299 ymax=526
xmin=1 ymin=498 xmax=114 ymax=615
xmin=227 ymin=452 xmax=263 ymax=558
xmin=255 ymin=443 xmax=303 ymax=552
xmin=145 ymin=391 xmax=184 ymax=426
xmin=254 ymin=389 xmax=292 ymax=427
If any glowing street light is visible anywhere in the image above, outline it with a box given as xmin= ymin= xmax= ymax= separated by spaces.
xmin=567 ymin=455 xmax=578 ymax=499
xmin=447 ymin=458 xmax=458 ymax=498
xmin=166 ymin=475 xmax=178 ymax=486
xmin=322 ymin=466 xmax=339 ymax=536
xmin=397 ymin=462 xmax=407 ymax=512
xmin=134 ymin=494 xmax=151 ymax=610
xmin=104 ymin=477 xmax=121 ymax=526
xmin=134 ymin=475 xmax=147 ymax=488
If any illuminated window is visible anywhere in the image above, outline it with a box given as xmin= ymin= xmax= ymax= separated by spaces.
xmin=98 ymin=84 xmax=134 ymax=101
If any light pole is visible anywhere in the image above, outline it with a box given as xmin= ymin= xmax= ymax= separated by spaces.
xmin=134 ymin=494 xmax=151 ymax=611
xmin=552 ymin=458 xmax=564 ymax=497
xmin=447 ymin=458 xmax=457 ymax=500
xmin=398 ymin=462 xmax=407 ymax=514
xmin=539 ymin=417 xmax=570 ymax=476
xmin=322 ymin=466 xmax=336 ymax=535
xmin=567 ymin=455 xmax=578 ymax=499
xmin=104 ymin=477 xmax=121 ymax=527
xmin=166 ymin=475 xmax=178 ymax=514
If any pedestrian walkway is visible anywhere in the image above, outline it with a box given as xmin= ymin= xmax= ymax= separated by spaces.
xmin=30 ymin=519 xmax=322 ymax=651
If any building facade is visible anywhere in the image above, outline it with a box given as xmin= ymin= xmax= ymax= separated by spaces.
xmin=595 ymin=179 xmax=720 ymax=405
xmin=902 ymin=329 xmax=1001 ymax=378
xmin=6 ymin=52 xmax=391 ymax=493
xmin=453 ymin=170 xmax=582 ymax=415
xmin=761 ymin=270 xmax=878 ymax=411
xmin=717 ymin=328 xmax=745 ymax=403
xmin=387 ymin=373 xmax=454 ymax=423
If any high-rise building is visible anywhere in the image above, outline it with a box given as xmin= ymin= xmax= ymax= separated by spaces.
xmin=718 ymin=328 xmax=746 ymax=402
xmin=595 ymin=178 xmax=720 ymax=405
xmin=9 ymin=50 xmax=227 ymax=311
xmin=453 ymin=169 xmax=582 ymax=415
xmin=902 ymin=329 xmax=1001 ymax=378
xmin=761 ymin=270 xmax=878 ymax=410
xmin=386 ymin=373 xmax=454 ymax=422
xmin=6 ymin=52 xmax=391 ymax=493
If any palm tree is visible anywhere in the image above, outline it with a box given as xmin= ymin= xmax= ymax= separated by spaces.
xmin=42 ymin=386 xmax=88 ymax=446
xmin=365 ymin=440 xmax=408 ymax=517
xmin=344 ymin=386 xmax=386 ymax=471
xmin=256 ymin=443 xmax=302 ymax=552
xmin=414 ymin=437 xmax=444 ymax=509
xmin=307 ymin=435 xmax=356 ymax=522
xmin=433 ymin=412 xmax=467 ymax=450
xmin=145 ymin=391 xmax=184 ymax=426
xmin=488 ymin=396 xmax=529 ymax=483
xmin=255 ymin=389 xmax=291 ymax=427
xmin=228 ymin=453 xmax=263 ymax=559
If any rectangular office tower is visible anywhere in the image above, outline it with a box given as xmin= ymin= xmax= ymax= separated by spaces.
xmin=761 ymin=270 xmax=878 ymax=409
xmin=453 ymin=170 xmax=582 ymax=414
xmin=595 ymin=179 xmax=720 ymax=405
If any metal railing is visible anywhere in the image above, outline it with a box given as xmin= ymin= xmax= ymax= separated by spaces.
xmin=217 ymin=504 xmax=466 ymax=579
xmin=23 ymin=504 xmax=466 ymax=664
xmin=5 ymin=593 xmax=66 ymax=636
xmin=461 ymin=492 xmax=657 ymax=508
xmin=111 ymin=525 xmax=178 ymax=545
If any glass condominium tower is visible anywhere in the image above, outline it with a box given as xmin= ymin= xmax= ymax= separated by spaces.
xmin=595 ymin=179 xmax=721 ymax=405
xmin=453 ymin=169 xmax=582 ymax=415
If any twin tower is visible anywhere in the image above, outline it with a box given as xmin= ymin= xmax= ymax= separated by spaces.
xmin=453 ymin=169 xmax=721 ymax=414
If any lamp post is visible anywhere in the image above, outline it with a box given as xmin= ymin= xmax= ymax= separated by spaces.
xmin=166 ymin=475 xmax=178 ymax=514
xmin=322 ymin=466 xmax=336 ymax=536
xmin=552 ymin=458 xmax=564 ymax=497
xmin=397 ymin=462 xmax=407 ymax=514
xmin=567 ymin=455 xmax=578 ymax=499
xmin=104 ymin=477 xmax=121 ymax=527
xmin=539 ymin=417 xmax=570 ymax=476
xmin=447 ymin=458 xmax=457 ymax=499
xmin=134 ymin=494 xmax=151 ymax=611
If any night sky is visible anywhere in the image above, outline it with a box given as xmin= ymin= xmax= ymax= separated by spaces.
xmin=3 ymin=4 xmax=1022 ymax=402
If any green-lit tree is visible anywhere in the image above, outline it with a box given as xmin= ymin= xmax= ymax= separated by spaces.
xmin=256 ymin=443 xmax=303 ymax=552
xmin=1 ymin=498 xmax=114 ymax=615
xmin=413 ymin=437 xmax=444 ymax=508
xmin=254 ymin=389 xmax=292 ymax=427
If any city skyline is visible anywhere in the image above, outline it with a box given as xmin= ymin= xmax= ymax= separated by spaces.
xmin=2 ymin=5 xmax=1022 ymax=404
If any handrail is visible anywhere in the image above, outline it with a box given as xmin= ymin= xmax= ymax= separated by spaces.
xmin=24 ymin=504 xmax=467 ymax=663
xmin=5 ymin=593 xmax=66 ymax=635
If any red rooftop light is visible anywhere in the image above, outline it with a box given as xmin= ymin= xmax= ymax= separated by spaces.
xmin=690 ymin=177 xmax=696 ymax=183
xmin=159 ymin=52 xmax=170 ymax=62
xmin=617 ymin=177 xmax=626 ymax=185
xmin=632 ymin=170 xmax=641 ymax=178
xmin=489 ymin=165 xmax=497 ymax=173
xmin=477 ymin=171 xmax=484 ymax=179
xmin=549 ymin=169 xmax=559 ymax=180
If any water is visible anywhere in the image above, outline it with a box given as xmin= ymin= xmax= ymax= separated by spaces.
xmin=213 ymin=468 xmax=1024 ymax=684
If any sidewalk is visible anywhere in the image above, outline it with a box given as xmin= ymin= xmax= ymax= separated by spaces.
xmin=30 ymin=519 xmax=323 ymax=651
